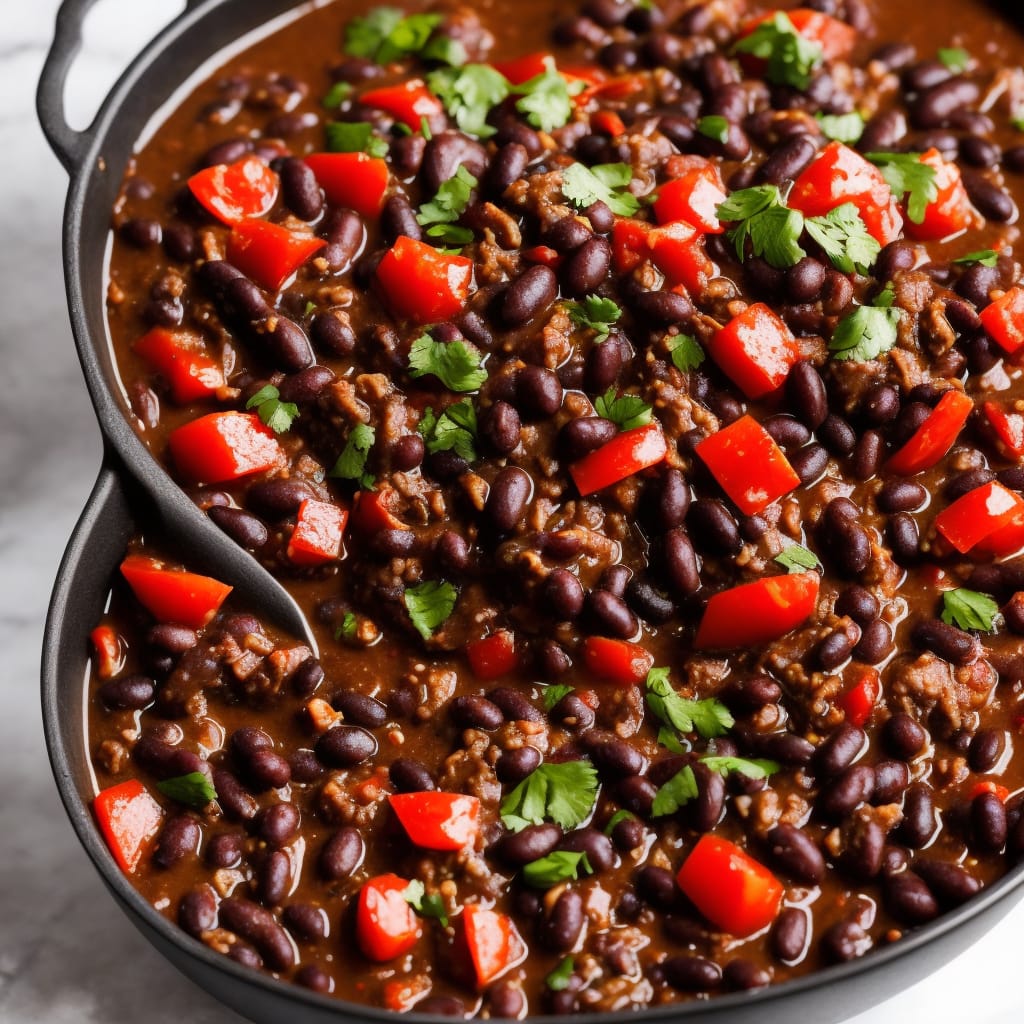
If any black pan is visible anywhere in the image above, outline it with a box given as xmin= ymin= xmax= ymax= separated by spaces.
xmin=36 ymin=0 xmax=1024 ymax=1021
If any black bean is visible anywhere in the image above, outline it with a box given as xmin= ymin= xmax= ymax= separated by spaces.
xmin=956 ymin=262 xmax=999 ymax=308
xmin=486 ymin=143 xmax=529 ymax=196
xmin=757 ymin=134 xmax=817 ymax=186
xmin=962 ymin=170 xmax=1015 ymax=222
xmin=315 ymin=725 xmax=377 ymax=767
xmin=559 ymin=416 xmax=618 ymax=461
xmin=450 ymin=694 xmax=505 ymax=731
xmin=850 ymin=429 xmax=883 ymax=481
xmin=765 ymin=823 xmax=825 ymax=883
xmin=817 ymin=627 xmax=858 ymax=670
xmin=562 ymin=235 xmax=611 ymax=297
xmin=485 ymin=466 xmax=531 ymax=533
xmin=630 ymin=289 xmax=694 ymax=327
xmin=819 ymin=764 xmax=875 ymax=820
xmin=282 ymin=904 xmax=327 ymax=943
xmin=219 ymin=897 xmax=295 ymax=970
xmin=559 ymin=827 xmax=614 ymax=873
xmin=969 ymin=728 xmax=1003 ymax=773
xmin=260 ymin=316 xmax=315 ymax=371
xmin=493 ymin=823 xmax=562 ymax=866
xmin=207 ymin=506 xmax=268 ymax=550
xmin=821 ymin=920 xmax=870 ymax=963
xmin=885 ymin=872 xmax=939 ymax=924
xmin=585 ymin=334 xmax=630 ymax=392
xmin=833 ymin=586 xmax=878 ymax=627
xmin=878 ymin=479 xmax=927 ymax=513
xmin=154 ymin=814 xmax=201 ymax=868
xmin=723 ymin=959 xmax=771 ymax=991
xmin=961 ymin=135 xmax=1000 ymax=168
xmin=688 ymin=499 xmax=741 ymax=555
xmin=551 ymin=694 xmax=596 ymax=732
xmin=587 ymin=589 xmax=638 ymax=639
xmin=786 ymin=360 xmax=828 ymax=428
xmin=611 ymin=814 xmax=645 ymax=851
xmin=389 ymin=132 xmax=425 ymax=177
xmin=99 ymin=674 xmax=154 ymax=710
xmin=278 ymin=366 xmax=336 ymax=405
xmin=771 ymin=907 xmax=808 ymax=963
xmin=480 ymin=401 xmax=521 ymax=456
xmin=625 ymin=575 xmax=675 ymax=624
xmin=545 ymin=214 xmax=593 ymax=252
xmin=583 ymin=199 xmax=614 ymax=233
xmin=516 ymin=364 xmax=564 ymax=420
xmin=540 ymin=889 xmax=585 ymax=953
xmin=309 ymin=310 xmax=356 ymax=356
xmin=584 ymin=732 xmax=646 ymax=776
xmin=819 ymin=414 xmax=857 ymax=457
xmin=502 ymin=265 xmax=558 ymax=326
xmin=689 ymin=763 xmax=726 ymax=832
xmin=872 ymin=760 xmax=910 ymax=804
xmin=180 ymin=884 xmax=218 ymax=937
xmin=278 ymin=156 xmax=322 ymax=221
xmin=544 ymin=569 xmax=586 ymax=620
xmin=489 ymin=687 xmax=543 ymax=722
xmin=858 ymin=109 xmax=907 ymax=151
xmin=636 ymin=864 xmax=677 ymax=907
xmin=815 ymin=723 xmax=867 ymax=778
xmin=381 ymin=193 xmax=422 ymax=245
xmin=497 ymin=746 xmax=542 ymax=784
xmin=598 ymin=565 xmax=631 ymax=599
xmin=320 ymin=209 xmax=365 ymax=274
xmin=790 ymin=442 xmax=829 ymax=484
xmin=320 ymin=827 xmax=365 ymax=881
xmin=913 ymin=860 xmax=982 ymax=907
xmin=654 ymin=469 xmax=691 ymax=530
xmin=883 ymin=713 xmax=927 ymax=760
xmin=488 ymin=982 xmax=526 ymax=1019
xmin=213 ymin=769 xmax=258 ymax=822
xmin=828 ymin=518 xmax=871 ymax=577
xmin=721 ymin=676 xmax=781 ymax=714
xmin=755 ymin=731 xmax=816 ymax=766
xmin=785 ymin=257 xmax=827 ymax=303
xmin=900 ymin=783 xmax=937 ymax=848
xmin=973 ymin=791 xmax=1008 ymax=851
xmin=946 ymin=468 xmax=996 ymax=501
xmin=386 ymin=758 xmax=435 ymax=795
xmin=331 ymin=690 xmax=388 ymax=729
xmin=246 ymin=478 xmax=314 ymax=519
xmin=911 ymin=619 xmax=980 ymax=665
xmin=911 ymin=77 xmax=981 ymax=129
xmin=764 ymin=414 xmax=812 ymax=449
xmin=663 ymin=955 xmax=722 ymax=992
xmin=422 ymin=131 xmax=487 ymax=192
xmin=615 ymin=775 xmax=658 ymax=818
xmin=259 ymin=802 xmax=299 ymax=848
xmin=888 ymin=513 xmax=920 ymax=566
xmin=247 ymin=749 xmax=292 ymax=791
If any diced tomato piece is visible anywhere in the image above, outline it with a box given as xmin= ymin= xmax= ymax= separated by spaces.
xmin=120 ymin=555 xmax=233 ymax=628
xmin=93 ymin=780 xmax=164 ymax=874
xmin=676 ymin=835 xmax=784 ymax=937
xmin=970 ymin=781 xmax=1010 ymax=802
xmin=389 ymin=792 xmax=481 ymax=851
xmin=886 ymin=389 xmax=974 ymax=476
xmin=350 ymin=487 xmax=409 ymax=534
xmin=739 ymin=8 xmax=856 ymax=60
xmin=90 ymin=624 xmax=124 ymax=680
xmin=360 ymin=79 xmax=444 ymax=131
xmin=654 ymin=165 xmax=727 ymax=235
xmin=522 ymin=245 xmax=562 ymax=268
xmin=376 ymin=236 xmax=474 ymax=324
xmin=357 ymin=874 xmax=422 ymax=962
xmin=612 ymin=217 xmax=653 ymax=273
xmin=573 ymin=72 xmax=644 ymax=106
xmin=710 ymin=303 xmax=799 ymax=399
xmin=168 ymin=411 xmax=285 ymax=483
xmin=904 ymin=149 xmax=978 ymax=241
xmin=227 ymin=218 xmax=325 ymax=292
xmin=839 ymin=667 xmax=881 ymax=728
xmin=286 ymin=499 xmax=348 ymax=566
xmin=304 ymin=152 xmax=389 ymax=219
xmin=466 ymin=630 xmax=518 ymax=679
xmin=591 ymin=109 xmax=626 ymax=138
xmin=462 ymin=905 xmax=523 ymax=987
xmin=983 ymin=401 xmax=1024 ymax=458
xmin=972 ymin=509 xmax=1024 ymax=558
xmin=492 ymin=52 xmax=552 ymax=85
xmin=934 ymin=481 xmax=1024 ymax=554
xmin=696 ymin=415 xmax=800 ymax=516
xmin=569 ymin=422 xmax=668 ymax=495
xmin=582 ymin=636 xmax=654 ymax=685
xmin=695 ymin=572 xmax=819 ymax=650
xmin=788 ymin=141 xmax=903 ymax=246
xmin=187 ymin=154 xmax=279 ymax=225
xmin=647 ymin=221 xmax=714 ymax=294
xmin=133 ymin=327 xmax=225 ymax=404
xmin=980 ymin=286 xmax=1024 ymax=355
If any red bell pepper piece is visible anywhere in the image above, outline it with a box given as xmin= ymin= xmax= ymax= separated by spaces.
xmin=710 ymin=303 xmax=799 ymax=399
xmin=360 ymin=79 xmax=444 ymax=131
xmin=590 ymin=109 xmax=626 ymax=138
xmin=676 ymin=834 xmax=784 ymax=937
xmin=90 ymin=624 xmax=124 ymax=680
xmin=695 ymin=572 xmax=819 ymax=650
xmin=522 ymin=245 xmax=562 ymax=268
xmin=389 ymin=792 xmax=481 ymax=851
xmin=168 ymin=411 xmax=285 ymax=483
xmin=120 ymin=555 xmax=233 ymax=629
xmin=227 ymin=219 xmax=325 ymax=292
xmin=462 ymin=905 xmax=523 ymax=987
xmin=376 ymin=236 xmax=474 ymax=324
xmin=983 ymin=401 xmax=1024 ymax=458
xmin=696 ymin=415 xmax=800 ymax=516
xmin=569 ymin=422 xmax=668 ymax=495
xmin=187 ymin=154 xmax=279 ymax=225
xmin=492 ymin=52 xmax=551 ymax=85
xmin=304 ymin=152 xmax=389 ymax=219
xmin=654 ymin=165 xmax=727 ymax=235
xmin=980 ymin=285 xmax=1024 ymax=355
xmin=885 ymin=389 xmax=974 ymax=476
xmin=287 ymin=499 xmax=348 ymax=566
xmin=93 ymin=779 xmax=164 ymax=874
xmin=971 ymin=780 xmax=1011 ymax=802
xmin=612 ymin=217 xmax=653 ymax=273
xmin=903 ymin=149 xmax=977 ymax=241
xmin=934 ymin=481 xmax=1024 ymax=553
xmin=350 ymin=487 xmax=409 ymax=534
xmin=839 ymin=667 xmax=881 ymax=729
xmin=133 ymin=327 xmax=225 ymax=404
xmin=647 ymin=221 xmax=715 ymax=293
xmin=466 ymin=629 xmax=519 ymax=679
xmin=573 ymin=72 xmax=644 ymax=107
xmin=971 ymin=509 xmax=1024 ymax=558
xmin=357 ymin=874 xmax=422 ymax=961
xmin=581 ymin=636 xmax=654 ymax=685
xmin=788 ymin=141 xmax=903 ymax=246
xmin=739 ymin=8 xmax=856 ymax=61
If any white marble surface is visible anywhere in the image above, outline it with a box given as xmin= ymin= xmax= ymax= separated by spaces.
xmin=2 ymin=1 xmax=1024 ymax=1021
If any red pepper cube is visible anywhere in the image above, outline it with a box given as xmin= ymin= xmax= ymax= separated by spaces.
xmin=389 ymin=792 xmax=481 ymax=851
xmin=462 ymin=905 xmax=524 ymax=988
xmin=582 ymin=636 xmax=654 ymax=685
xmin=168 ymin=411 xmax=285 ymax=483
xmin=886 ymin=389 xmax=974 ymax=476
xmin=972 ymin=509 xmax=1024 ymax=558
xmin=647 ymin=221 xmax=714 ymax=294
xmin=356 ymin=874 xmax=422 ymax=962
xmin=376 ymin=236 xmax=474 ymax=325
xmin=466 ymin=629 xmax=518 ymax=680
xmin=904 ymin=149 xmax=978 ymax=241
xmin=612 ymin=217 xmax=653 ymax=274
xmin=93 ymin=780 xmax=164 ymax=874
xmin=360 ymin=79 xmax=444 ymax=131
xmin=696 ymin=415 xmax=800 ymax=515
xmin=710 ymin=303 xmax=799 ymax=399
xmin=590 ymin=109 xmax=626 ymax=138
xmin=653 ymin=165 xmax=727 ymax=234
xmin=227 ymin=218 xmax=326 ymax=292
xmin=287 ymin=499 xmax=348 ymax=566
xmin=739 ymin=8 xmax=856 ymax=61
xmin=980 ymin=285 xmax=1024 ymax=355
xmin=304 ymin=151 xmax=389 ymax=219
xmin=934 ymin=481 xmax=1024 ymax=553
xmin=839 ymin=667 xmax=881 ymax=729
xmin=90 ymin=624 xmax=124 ymax=680
xmin=133 ymin=327 xmax=225 ymax=404
xmin=983 ymin=401 xmax=1024 ymax=458
xmin=350 ymin=487 xmax=409 ymax=534
xmin=695 ymin=572 xmax=819 ymax=650
xmin=569 ymin=422 xmax=668 ymax=495
xmin=120 ymin=555 xmax=233 ymax=628
xmin=492 ymin=52 xmax=553 ymax=85
xmin=187 ymin=154 xmax=279 ymax=225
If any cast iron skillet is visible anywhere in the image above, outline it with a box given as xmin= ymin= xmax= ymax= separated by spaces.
xmin=36 ymin=0 xmax=1024 ymax=1021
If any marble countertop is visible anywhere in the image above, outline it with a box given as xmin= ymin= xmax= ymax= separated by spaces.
xmin=2 ymin=1 xmax=1023 ymax=1021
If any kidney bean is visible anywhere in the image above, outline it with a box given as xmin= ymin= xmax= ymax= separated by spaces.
xmin=562 ymin=235 xmax=611 ymax=297
xmin=685 ymin=763 xmax=724 ymax=833
xmin=231 ymin=725 xmax=271 ymax=759
xmin=784 ymin=360 xmax=828 ymax=428
xmin=476 ymin=401 xmax=520 ymax=456
xmin=764 ymin=414 xmax=812 ymax=449
xmin=625 ymin=575 xmax=675 ymax=624
xmin=330 ymin=691 xmax=387 ymax=730
xmin=277 ymin=156 xmax=322 ymax=221
xmin=914 ymin=860 xmax=982 ymax=907
xmin=762 ymin=823 xmax=824 ymax=884
xmin=228 ymin=941 xmax=262 ymax=970
xmin=543 ymin=569 xmax=585 ymax=621
xmin=246 ymin=478 xmax=313 ymax=519
xmin=635 ymin=865 xmax=678 ymax=909
xmin=885 ymin=513 xmax=919 ymax=566
xmin=815 ymin=723 xmax=867 ymax=778
xmin=598 ymin=563 xmax=631 ymax=596
xmin=790 ymin=443 xmax=829 ymax=485
xmin=723 ymin=959 xmax=771 ymax=990
xmin=750 ymin=731 xmax=813 ymax=766
xmin=260 ymin=850 xmax=291 ymax=906
xmin=972 ymin=791 xmax=1008 ymax=851
xmin=211 ymin=769 xmax=258 ymax=822
xmin=856 ymin=108 xmax=907 ymax=152
xmin=831 ymin=522 xmax=872 ymax=578
xmin=492 ymin=823 xmax=563 ymax=867
xmin=688 ymin=499 xmax=742 ymax=555
xmin=536 ymin=639 xmax=571 ymax=678
xmin=911 ymin=76 xmax=981 ymax=128
xmin=120 ymin=217 xmax=162 ymax=249
xmin=817 ymin=626 xmax=859 ymax=670
xmin=833 ymin=586 xmax=878 ymax=627
xmin=206 ymin=833 xmax=242 ymax=869
xmin=259 ymin=802 xmax=300 ymax=848
xmin=587 ymin=589 xmax=639 ymax=639
xmin=630 ymin=287 xmax=695 ymax=327
xmin=246 ymin=749 xmax=292 ymax=792
xmin=968 ymin=728 xmax=1003 ymax=773
xmin=502 ymin=266 xmax=558 ymax=326
xmin=818 ymin=414 xmax=857 ymax=457
xmin=882 ymin=713 xmax=927 ymax=761
xmin=820 ymin=919 xmax=871 ymax=963
xmin=99 ymin=674 xmax=155 ymax=710
xmin=207 ymin=506 xmax=269 ymax=550
xmin=281 ymin=904 xmax=327 ymax=944
xmin=220 ymin=897 xmax=295 ymax=970
xmin=872 ymin=760 xmax=910 ymax=804
xmin=556 ymin=827 xmax=613 ymax=874
xmin=884 ymin=872 xmax=939 ymax=925
xmin=315 ymin=725 xmax=377 ymax=768
xmin=912 ymin=619 xmax=980 ymax=665
xmin=652 ymin=468 xmax=690 ymax=530
xmin=769 ymin=907 xmax=808 ymax=964
xmin=819 ymin=764 xmax=875 ymax=820
xmin=878 ymin=479 xmax=927 ymax=513
xmin=485 ymin=466 xmax=532 ymax=533
xmin=449 ymin=695 xmax=505 ymax=733
xmin=544 ymin=214 xmax=592 ymax=253
xmin=421 ymin=131 xmax=487 ymax=192
xmin=584 ymin=732 xmax=646 ymax=776
xmin=962 ymin=169 xmax=1015 ymax=222
xmin=657 ymin=530 xmax=700 ymax=596
xmin=557 ymin=416 xmax=617 ymax=462
xmin=307 ymin=310 xmax=354 ymax=356
xmin=278 ymin=366 xmax=336 ymax=406
xmin=849 ymin=429 xmax=883 ymax=481
xmin=485 ymin=142 xmax=529 ymax=197
xmin=585 ymin=334 xmax=631 ymax=393
xmin=841 ymin=818 xmax=886 ymax=881
xmin=611 ymin=775 xmax=655 ymax=819
xmin=385 ymin=129 xmax=424 ymax=175
xmin=900 ymin=783 xmax=938 ymax=847
xmin=550 ymin=694 xmax=595 ymax=733
xmin=179 ymin=884 xmax=218 ymax=938
xmin=381 ymin=193 xmax=422 ymax=245
xmin=663 ymin=956 xmax=722 ymax=992
xmin=258 ymin=315 xmax=314 ymax=372
xmin=720 ymin=677 xmax=780 ymax=715
xmin=153 ymin=814 xmax=201 ymax=869
xmin=516 ymin=364 xmax=564 ymax=419
xmin=489 ymin=687 xmax=543 ymax=723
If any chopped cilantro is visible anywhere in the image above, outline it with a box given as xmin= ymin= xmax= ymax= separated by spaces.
xmin=645 ymin=667 xmax=734 ymax=740
xmin=696 ymin=115 xmax=730 ymax=143
xmin=717 ymin=184 xmax=806 ymax=268
xmin=335 ymin=612 xmax=359 ymax=641
xmin=651 ymin=765 xmax=698 ymax=817
xmin=666 ymin=334 xmax=706 ymax=372
xmin=522 ymin=850 xmax=592 ymax=888
xmin=417 ymin=166 xmax=477 ymax=237
xmin=565 ymin=295 xmax=622 ymax=343
xmin=543 ymin=683 xmax=575 ymax=711
xmin=774 ymin=543 xmax=822 ymax=574
xmin=403 ymin=580 xmax=457 ymax=640
xmin=325 ymin=121 xmax=389 ymax=158
xmin=245 ymin=384 xmax=298 ymax=434
xmin=425 ymin=223 xmax=475 ymax=246
xmin=419 ymin=114 xmax=433 ymax=140
xmin=700 ymin=755 xmax=780 ymax=780
xmin=657 ymin=726 xmax=687 ymax=754
xmin=1013 ymin=109 xmax=1024 ymax=133
xmin=345 ymin=7 xmax=404 ymax=59
xmin=594 ymin=388 xmax=653 ymax=431
xmin=329 ymin=422 xmax=376 ymax=488
xmin=815 ymin=111 xmax=865 ymax=144
xmin=322 ymin=81 xmax=353 ymax=109
xmin=941 ymin=588 xmax=999 ymax=632
xmin=953 ymin=249 xmax=999 ymax=267
xmin=866 ymin=152 xmax=938 ymax=225
xmin=427 ymin=63 xmax=510 ymax=138
xmin=513 ymin=58 xmax=581 ymax=133
xmin=829 ymin=286 xmax=902 ymax=362
xmin=417 ymin=399 xmax=478 ymax=462
xmin=546 ymin=956 xmax=575 ymax=992
xmin=603 ymin=810 xmax=638 ymax=836
xmin=733 ymin=11 xmax=823 ymax=90
xmin=344 ymin=8 xmax=448 ymax=64
xmin=561 ymin=162 xmax=640 ymax=217
xmin=805 ymin=202 xmax=881 ymax=275
xmin=500 ymin=761 xmax=599 ymax=832
xmin=402 ymin=880 xmax=450 ymax=926
xmin=157 ymin=772 xmax=217 ymax=809
xmin=937 ymin=46 xmax=970 ymax=73
xmin=408 ymin=334 xmax=487 ymax=392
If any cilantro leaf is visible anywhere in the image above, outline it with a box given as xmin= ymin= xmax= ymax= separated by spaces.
xmin=645 ymin=667 xmax=734 ymax=740
xmin=651 ymin=765 xmax=698 ymax=817
xmin=500 ymin=761 xmax=599 ymax=832
xmin=717 ymin=184 xmax=805 ymax=268
xmin=422 ymin=35 xmax=467 ymax=67
xmin=700 ymin=755 xmax=780 ymax=780
xmin=866 ymin=152 xmax=938 ymax=225
xmin=1013 ymin=109 xmax=1024 ymax=133
xmin=345 ymin=8 xmax=446 ymax=64
xmin=953 ymin=249 xmax=998 ymax=267
xmin=594 ymin=388 xmax=653 ymax=431
xmin=696 ymin=115 xmax=730 ymax=143
xmin=805 ymin=202 xmax=881 ymax=275
xmin=335 ymin=611 xmax=358 ymax=641
xmin=562 ymin=162 xmax=639 ymax=217
xmin=733 ymin=11 xmax=823 ymax=90
xmin=408 ymin=335 xmax=487 ymax=392
xmin=322 ymin=82 xmax=353 ymax=109
xmin=546 ymin=956 xmax=575 ymax=991
xmin=717 ymin=183 xmax=779 ymax=223
xmin=657 ymin=726 xmax=687 ymax=754
xmin=426 ymin=223 xmax=475 ymax=246
xmin=829 ymin=289 xmax=902 ymax=362
xmin=603 ymin=810 xmax=638 ymax=836
xmin=565 ymin=295 xmax=622 ymax=343
xmin=543 ymin=683 xmax=575 ymax=711
xmin=157 ymin=772 xmax=217 ymax=809
xmin=403 ymin=580 xmax=457 ymax=640
xmin=513 ymin=58 xmax=581 ymax=133
xmin=815 ymin=111 xmax=865 ymax=144
xmin=937 ymin=46 xmax=970 ymax=73
xmin=522 ymin=850 xmax=592 ymax=887
xmin=417 ymin=399 xmax=478 ymax=462
xmin=774 ymin=543 xmax=822 ymax=574
xmin=245 ymin=384 xmax=298 ymax=434
xmin=325 ymin=121 xmax=389 ymax=158
xmin=417 ymin=166 xmax=478 ymax=233
xmin=402 ymin=880 xmax=450 ymax=927
xmin=344 ymin=7 xmax=404 ymax=59
xmin=666 ymin=334 xmax=706 ymax=372
xmin=329 ymin=422 xmax=376 ymax=488
xmin=941 ymin=588 xmax=999 ymax=632
xmin=427 ymin=64 xmax=510 ymax=138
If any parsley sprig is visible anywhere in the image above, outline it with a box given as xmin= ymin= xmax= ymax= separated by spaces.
xmin=417 ymin=166 xmax=478 ymax=246
xmin=427 ymin=64 xmax=510 ymax=138
xmin=565 ymin=295 xmax=621 ymax=343
xmin=513 ymin=59 xmax=582 ymax=133
xmin=666 ymin=334 xmax=706 ymax=372
xmin=594 ymin=388 xmax=653 ymax=431
xmin=246 ymin=384 xmax=298 ymax=434
xmin=408 ymin=335 xmax=487 ymax=392
xmin=805 ymin=202 xmax=881 ymax=275
xmin=645 ymin=667 xmax=734 ymax=740
xmin=733 ymin=12 xmax=823 ymax=90
xmin=941 ymin=588 xmax=999 ymax=632
xmin=562 ymin=162 xmax=640 ymax=217
xmin=717 ymin=184 xmax=806 ymax=268
xmin=866 ymin=153 xmax=938 ymax=224
xmin=329 ymin=422 xmax=376 ymax=488
xmin=829 ymin=285 xmax=902 ymax=362
xmin=500 ymin=761 xmax=599 ymax=832
xmin=418 ymin=399 xmax=478 ymax=462
xmin=404 ymin=580 xmax=457 ymax=640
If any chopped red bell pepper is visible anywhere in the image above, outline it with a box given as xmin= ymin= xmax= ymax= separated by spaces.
xmin=376 ymin=235 xmax=474 ymax=324
xmin=522 ymin=244 xmax=562 ymax=268
xmin=569 ymin=422 xmax=668 ymax=495
xmin=360 ymin=79 xmax=444 ymax=131
xmin=492 ymin=52 xmax=551 ymax=85
xmin=350 ymin=487 xmax=410 ymax=534
xmin=983 ymin=401 xmax=1024 ymax=458
xmin=676 ymin=834 xmax=784 ymax=937
xmin=739 ymin=8 xmax=856 ymax=62
xmin=581 ymin=636 xmax=654 ymax=685
xmin=287 ymin=499 xmax=348 ymax=566
xmin=695 ymin=572 xmax=819 ymax=650
xmin=647 ymin=221 xmax=715 ymax=293
xmin=934 ymin=481 xmax=1024 ymax=553
xmin=696 ymin=415 xmax=800 ymax=516
xmin=187 ymin=154 xmax=279 ymax=225
xmin=972 ymin=509 xmax=1024 ymax=558
xmin=304 ymin=152 xmax=389 ymax=219
xmin=168 ymin=411 xmax=285 ymax=483
xmin=133 ymin=327 xmax=225 ymax=404
xmin=573 ymin=72 xmax=644 ymax=107
xmin=710 ymin=303 xmax=799 ymax=399
xmin=970 ymin=781 xmax=1011 ymax=802
xmin=462 ymin=905 xmax=523 ymax=987
xmin=653 ymin=165 xmax=727 ymax=235
xmin=839 ymin=667 xmax=881 ymax=728
xmin=389 ymin=792 xmax=481 ymax=851
xmin=590 ymin=109 xmax=626 ymax=138
xmin=612 ymin=217 xmax=653 ymax=273
xmin=885 ymin=389 xmax=974 ymax=476
xmin=903 ymin=149 xmax=977 ymax=241
xmin=466 ymin=629 xmax=519 ymax=679
xmin=93 ymin=779 xmax=164 ymax=874
xmin=227 ymin=218 xmax=326 ymax=292
xmin=120 ymin=555 xmax=233 ymax=629
xmin=357 ymin=874 xmax=422 ymax=962
xmin=90 ymin=624 xmax=124 ymax=680
xmin=788 ymin=141 xmax=903 ymax=246
xmin=980 ymin=285 xmax=1024 ymax=355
